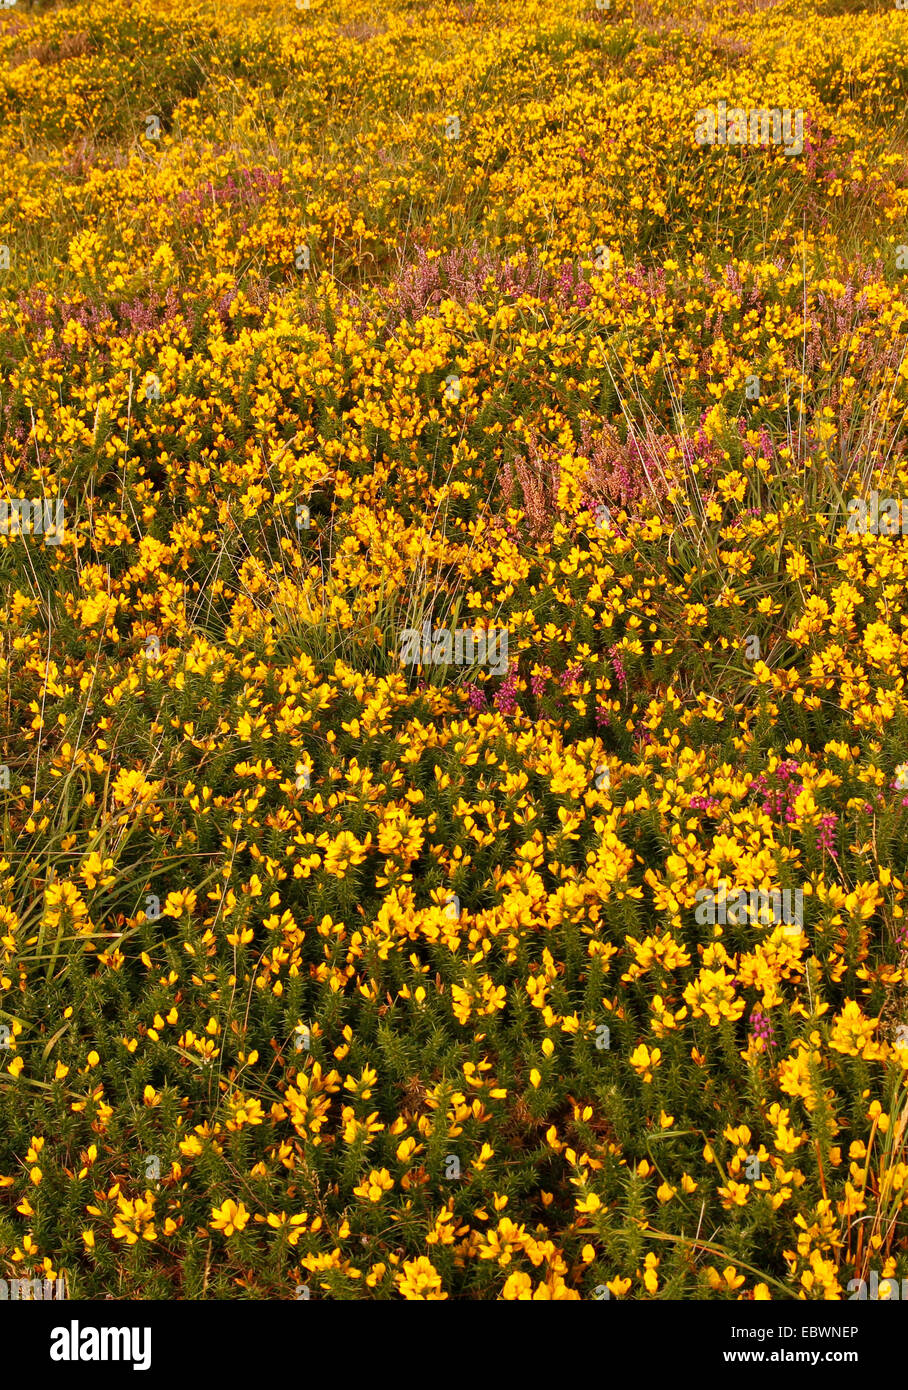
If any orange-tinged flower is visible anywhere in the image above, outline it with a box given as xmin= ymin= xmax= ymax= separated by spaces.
xmin=396 ymin=1255 xmax=447 ymax=1300
xmin=111 ymin=1192 xmax=157 ymax=1245
xmin=210 ymin=1199 xmax=250 ymax=1236
xmin=353 ymin=1168 xmax=394 ymax=1203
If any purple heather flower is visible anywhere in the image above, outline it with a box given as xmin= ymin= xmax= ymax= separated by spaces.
xmin=493 ymin=672 xmax=519 ymax=716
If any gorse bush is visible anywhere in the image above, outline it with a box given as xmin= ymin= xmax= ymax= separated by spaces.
xmin=1 ymin=0 xmax=908 ymax=1301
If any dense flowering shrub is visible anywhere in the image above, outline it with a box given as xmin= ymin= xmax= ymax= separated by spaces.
xmin=1 ymin=0 xmax=908 ymax=1301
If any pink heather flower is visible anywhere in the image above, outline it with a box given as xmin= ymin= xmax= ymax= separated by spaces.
xmin=560 ymin=662 xmax=583 ymax=689
xmin=555 ymin=261 xmax=593 ymax=310
xmin=530 ymin=667 xmax=550 ymax=699
xmin=816 ymin=813 xmax=838 ymax=858
xmin=749 ymin=760 xmax=803 ymax=823
xmin=724 ymin=263 xmax=743 ymax=296
xmin=609 ymin=644 xmax=627 ymax=692
xmin=749 ymin=1008 xmax=776 ymax=1049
